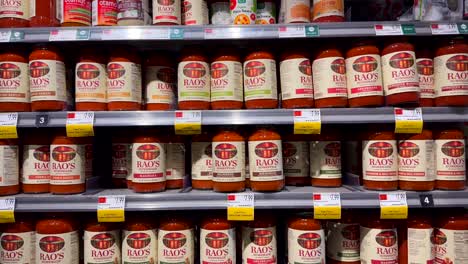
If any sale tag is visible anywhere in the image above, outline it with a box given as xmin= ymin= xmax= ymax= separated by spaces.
xmin=394 ymin=108 xmax=423 ymax=134
xmin=380 ymin=192 xmax=408 ymax=219
xmin=0 ymin=113 xmax=18 ymax=139
xmin=431 ymin=23 xmax=459 ymax=35
xmin=97 ymin=196 xmax=125 ymax=222
xmin=227 ymin=193 xmax=254 ymax=221
xmin=279 ymin=26 xmax=306 ymax=38
xmin=293 ymin=109 xmax=321 ymax=134
xmin=313 ymin=193 xmax=341 ymax=219
xmin=66 ymin=112 xmax=95 ymax=137
xmin=49 ymin=29 xmax=90 ymax=41
xmin=174 ymin=111 xmax=201 ymax=135
xmin=0 ymin=198 xmax=15 ymax=223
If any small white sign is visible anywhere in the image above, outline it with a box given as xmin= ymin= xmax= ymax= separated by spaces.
xmin=374 ymin=24 xmax=403 ymax=35
xmin=0 ymin=113 xmax=18 ymax=127
xmin=278 ymin=26 xmax=306 ymax=38
xmin=431 ymin=23 xmax=459 ymax=35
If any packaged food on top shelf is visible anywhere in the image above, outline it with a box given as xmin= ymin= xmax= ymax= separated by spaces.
xmin=117 ymin=0 xmax=151 ymax=25
xmin=182 ymin=0 xmax=209 ymax=25
xmin=0 ymin=0 xmax=29 ymax=27
xmin=58 ymin=0 xmax=92 ymax=26
xmin=0 ymin=47 xmax=31 ymax=112
xmin=256 ymin=0 xmax=276 ymax=24
xmin=211 ymin=1 xmax=232 ymax=24
xmin=152 ymin=0 xmax=181 ymax=24
xmin=283 ymin=0 xmax=310 ymax=23
xmin=0 ymin=138 xmax=19 ymax=196
xmin=311 ymin=0 xmax=345 ymax=22
xmin=416 ymin=45 xmax=435 ymax=107
xmin=92 ymin=0 xmax=118 ymax=26
xmin=144 ymin=53 xmax=177 ymax=110
xmin=230 ymin=0 xmax=256 ymax=24
xmin=30 ymin=0 xmax=60 ymax=26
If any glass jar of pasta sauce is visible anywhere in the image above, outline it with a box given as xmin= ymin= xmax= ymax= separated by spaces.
xmin=75 ymin=48 xmax=107 ymax=111
xmin=83 ymin=221 xmax=121 ymax=264
xmin=416 ymin=46 xmax=435 ymax=107
xmin=122 ymin=215 xmax=157 ymax=264
xmin=200 ymin=214 xmax=236 ymax=263
xmin=434 ymin=128 xmax=466 ymax=190
xmin=112 ymin=131 xmax=131 ymax=188
xmin=211 ymin=48 xmax=243 ymax=110
xmin=158 ymin=214 xmax=195 ymax=264
xmin=0 ymin=48 xmax=30 ymax=112
xmin=360 ymin=213 xmax=398 ymax=264
xmin=310 ymin=130 xmax=342 ymax=187
xmin=22 ymin=131 xmax=50 ymax=194
xmin=0 ymin=0 xmax=29 ymax=27
xmin=434 ymin=210 xmax=468 ymax=264
xmin=144 ymin=53 xmax=176 ymax=110
xmin=288 ymin=212 xmax=326 ymax=264
xmin=0 ymin=215 xmax=35 ymax=263
xmin=280 ymin=50 xmax=314 ymax=109
xmin=191 ymin=132 xmax=213 ymax=190
xmin=242 ymin=214 xmax=277 ymax=264
xmin=283 ymin=133 xmax=310 ymax=186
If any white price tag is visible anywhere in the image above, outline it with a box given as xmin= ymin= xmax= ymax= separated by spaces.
xmin=0 ymin=113 xmax=18 ymax=139
xmin=141 ymin=28 xmax=170 ymax=39
xmin=204 ymin=28 xmax=230 ymax=39
xmin=379 ymin=192 xmax=408 ymax=219
xmin=66 ymin=111 xmax=95 ymax=137
xmin=0 ymin=31 xmax=11 ymax=42
xmin=394 ymin=107 xmax=423 ymax=134
xmin=278 ymin=26 xmax=306 ymax=38
xmin=293 ymin=109 xmax=321 ymax=134
xmin=313 ymin=193 xmax=341 ymax=219
xmin=0 ymin=198 xmax=15 ymax=223
xmin=227 ymin=193 xmax=254 ymax=221
xmin=49 ymin=29 xmax=90 ymax=41
xmin=431 ymin=23 xmax=459 ymax=35
xmin=374 ymin=24 xmax=403 ymax=35
xmin=97 ymin=195 xmax=125 ymax=222
xmin=174 ymin=111 xmax=201 ymax=135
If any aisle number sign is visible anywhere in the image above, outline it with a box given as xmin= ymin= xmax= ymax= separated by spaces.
xmin=174 ymin=111 xmax=201 ymax=135
xmin=293 ymin=109 xmax=321 ymax=134
xmin=66 ymin=112 xmax=95 ymax=137
xmin=0 ymin=198 xmax=15 ymax=223
xmin=379 ymin=192 xmax=408 ymax=219
xmin=313 ymin=193 xmax=341 ymax=219
xmin=97 ymin=196 xmax=125 ymax=222
xmin=0 ymin=113 xmax=18 ymax=139
xmin=394 ymin=108 xmax=423 ymax=134
xmin=227 ymin=193 xmax=254 ymax=221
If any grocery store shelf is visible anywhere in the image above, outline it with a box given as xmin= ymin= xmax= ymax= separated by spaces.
xmin=16 ymin=107 xmax=468 ymax=127
xmin=12 ymin=186 xmax=468 ymax=212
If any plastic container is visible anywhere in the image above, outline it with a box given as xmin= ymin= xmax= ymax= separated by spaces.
xmin=112 ymin=133 xmax=131 ymax=188
xmin=416 ymin=47 xmax=435 ymax=107
xmin=311 ymin=0 xmax=344 ymax=22
xmin=178 ymin=49 xmax=210 ymax=110
xmin=0 ymin=216 xmax=35 ymax=263
xmin=75 ymin=48 xmax=107 ymax=111
xmin=200 ymin=215 xmax=236 ymax=263
xmin=122 ymin=216 xmax=157 ymax=263
xmin=22 ymin=131 xmax=50 ymax=194
xmin=29 ymin=0 xmax=60 ymax=26
xmin=144 ymin=53 xmax=176 ymax=110
xmin=0 ymin=48 xmax=30 ymax=112
xmin=434 ymin=128 xmax=466 ymax=190
xmin=326 ymin=211 xmax=360 ymax=264
xmin=242 ymin=215 xmax=277 ymax=264
xmin=288 ymin=212 xmax=325 ymax=264
xmin=83 ymin=221 xmax=121 ymax=264
xmin=434 ymin=211 xmax=468 ymax=264
xmin=166 ymin=135 xmax=185 ymax=189
xmin=152 ymin=0 xmax=181 ymax=24
xmin=158 ymin=215 xmax=195 ymax=264
xmin=59 ymin=0 xmax=92 ymax=26
xmin=360 ymin=215 xmax=398 ymax=264
xmin=191 ymin=132 xmax=213 ymax=190
xmin=283 ymin=134 xmax=310 ymax=186
xmin=280 ymin=50 xmax=314 ymax=109
xmin=0 ymin=0 xmax=29 ymax=27
xmin=310 ymin=130 xmax=342 ymax=187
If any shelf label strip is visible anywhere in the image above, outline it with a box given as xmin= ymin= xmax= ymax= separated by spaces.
xmin=0 ymin=198 xmax=15 ymax=223
xmin=431 ymin=23 xmax=460 ymax=35
xmin=174 ymin=111 xmax=201 ymax=135
xmin=66 ymin=112 xmax=95 ymax=137
xmin=293 ymin=109 xmax=321 ymax=134
xmin=313 ymin=192 xmax=341 ymax=219
xmin=49 ymin=29 xmax=90 ymax=41
xmin=374 ymin=24 xmax=415 ymax=35
xmin=227 ymin=193 xmax=254 ymax=221
xmin=380 ymin=192 xmax=408 ymax=219
xmin=394 ymin=107 xmax=423 ymax=134
xmin=97 ymin=195 xmax=125 ymax=222
xmin=0 ymin=113 xmax=18 ymax=139
xmin=278 ymin=25 xmax=306 ymax=38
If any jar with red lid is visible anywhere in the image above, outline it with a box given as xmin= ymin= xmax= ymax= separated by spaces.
xmin=144 ymin=53 xmax=176 ymax=110
xmin=310 ymin=130 xmax=342 ymax=187
xmin=122 ymin=215 xmax=157 ymax=263
xmin=178 ymin=48 xmax=210 ymax=110
xmin=29 ymin=45 xmax=67 ymax=112
xmin=0 ymin=139 xmax=18 ymax=196
xmin=346 ymin=40 xmax=384 ymax=107
xmin=132 ymin=130 xmax=166 ymax=193
xmin=0 ymin=215 xmax=35 ymax=263
xmin=381 ymin=39 xmax=420 ymax=106
xmin=416 ymin=47 xmax=435 ymax=107
xmin=75 ymin=48 xmax=107 ymax=111
xmin=200 ymin=215 xmax=236 ymax=263
xmin=434 ymin=38 xmax=468 ymax=106
xmin=288 ymin=212 xmax=325 ymax=264
xmin=58 ymin=0 xmax=92 ymax=26
xmin=248 ymin=127 xmax=284 ymax=192
xmin=398 ymin=212 xmax=434 ymax=264
xmin=0 ymin=48 xmax=30 ymax=112
xmin=107 ymin=47 xmax=142 ymax=111
xmin=158 ymin=214 xmax=195 ymax=263
xmin=242 ymin=214 xmax=277 ymax=264
xmin=0 ymin=0 xmax=29 ymax=27
xmin=362 ymin=128 xmax=398 ymax=191
xmin=434 ymin=210 xmax=468 ymax=263
xmin=326 ymin=210 xmax=360 ymax=264
xmin=212 ymin=128 xmax=246 ymax=192
xmin=153 ymin=0 xmax=181 ymax=25
xmin=280 ymin=50 xmax=314 ymax=109
xmin=434 ymin=128 xmax=466 ymax=190
xmin=211 ymin=48 xmax=243 ymax=110
xmin=244 ymin=49 xmax=278 ymax=109
xmin=166 ymin=135 xmax=185 ymax=189
xmin=30 ymin=0 xmax=60 ymax=27
xmin=112 ymin=132 xmax=131 ymax=188
xmin=360 ymin=213 xmax=398 ymax=264
xmin=311 ymin=0 xmax=344 ymax=22
xmin=84 ymin=221 xmax=121 ymax=264
xmin=398 ymin=129 xmax=435 ymax=191
xmin=313 ymin=45 xmax=348 ymax=108
xmin=22 ymin=131 xmax=50 ymax=194
xmin=191 ymin=132 xmax=213 ymax=190
xmin=283 ymin=134 xmax=309 ymax=186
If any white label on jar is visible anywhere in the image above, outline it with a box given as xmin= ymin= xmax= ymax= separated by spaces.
xmin=408 ymin=228 xmax=434 ymax=264
xmin=29 ymin=60 xmax=66 ymax=102
xmin=360 ymin=227 xmax=398 ymax=264
xmin=312 ymin=0 xmax=343 ymax=20
xmin=122 ymin=229 xmax=157 ymax=264
xmin=362 ymin=140 xmax=398 ymax=181
xmin=200 ymin=228 xmax=236 ymax=264
xmin=84 ymin=230 xmax=121 ymax=264
xmin=212 ymin=141 xmax=245 ymax=182
xmin=249 ymin=140 xmax=283 ymax=182
xmin=112 ymin=143 xmax=131 ymax=180
xmin=106 ymin=62 xmax=142 ymax=103
xmin=153 ymin=0 xmax=181 ymax=24
xmin=435 ymin=139 xmax=466 ymax=181
xmin=243 ymin=59 xmax=277 ymax=101
xmin=416 ymin=58 xmax=435 ymax=99
xmin=434 ymin=228 xmax=468 ymax=263
xmin=0 ymin=61 xmax=29 ymax=103
xmin=182 ymin=0 xmax=208 ymax=25
xmin=22 ymin=144 xmax=50 ymax=185
xmin=50 ymin=144 xmax=85 ymax=185
xmin=256 ymin=1 xmax=275 ymax=24
xmin=381 ymin=51 xmax=419 ymax=96
xmin=191 ymin=141 xmax=212 ymax=181
xmin=242 ymin=226 xmax=277 ymax=264
xmin=131 ymin=142 xmax=165 ymax=183
xmin=0 ymin=145 xmax=18 ymax=187
xmin=282 ymin=141 xmax=309 ymax=178
xmin=398 ymin=140 xmax=435 ymax=181
xmin=284 ymin=0 xmax=309 ymax=23
xmin=145 ymin=66 xmax=176 ymax=106
xmin=210 ymin=61 xmax=243 ymax=102
xmin=178 ymin=61 xmax=210 ymax=102
xmin=0 ymin=231 xmax=35 ymax=264
xmin=310 ymin=141 xmax=341 ymax=179
xmin=36 ymin=231 xmax=79 ymax=264
xmin=166 ymin=142 xmax=185 ymax=181
xmin=75 ymin=62 xmax=107 ymax=103
xmin=313 ymin=57 xmax=347 ymax=100
xmin=0 ymin=0 xmax=29 ymax=19
xmin=434 ymin=53 xmax=468 ymax=97
xmin=346 ymin=54 xmax=383 ymax=99
xmin=288 ymin=228 xmax=325 ymax=264
xmin=280 ymin=58 xmax=314 ymax=100
xmin=230 ymin=0 xmax=255 ymax=24
xmin=326 ymin=222 xmax=360 ymax=262
xmin=158 ymin=228 xmax=194 ymax=264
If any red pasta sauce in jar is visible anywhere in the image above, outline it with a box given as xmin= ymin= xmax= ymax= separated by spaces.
xmin=83 ymin=221 xmax=121 ymax=264
xmin=434 ymin=128 xmax=466 ymax=190
xmin=211 ymin=48 xmax=243 ymax=110
xmin=200 ymin=215 xmax=236 ymax=264
xmin=283 ymin=133 xmax=310 ymax=186
xmin=112 ymin=132 xmax=131 ymax=188
xmin=242 ymin=214 xmax=277 ymax=264
xmin=0 ymin=48 xmax=30 ymax=112
xmin=178 ymin=48 xmax=210 ymax=110
xmin=191 ymin=132 xmax=213 ymax=190
xmin=280 ymin=50 xmax=314 ymax=109
xmin=122 ymin=215 xmax=157 ymax=264
xmin=75 ymin=48 xmax=107 ymax=111
xmin=29 ymin=0 xmax=60 ymax=27
xmin=165 ymin=135 xmax=185 ymax=189
xmin=326 ymin=210 xmax=360 ymax=264
xmin=0 ymin=0 xmax=29 ymax=28
xmin=360 ymin=214 xmax=398 ymax=264
xmin=310 ymin=130 xmax=342 ymax=187
xmin=434 ymin=210 xmax=468 ymax=264
xmin=158 ymin=214 xmax=195 ymax=264
xmin=22 ymin=131 xmax=50 ymax=194
xmin=416 ymin=47 xmax=435 ymax=107
xmin=144 ymin=53 xmax=176 ymax=110
xmin=0 ymin=215 xmax=35 ymax=264
xmin=288 ymin=213 xmax=326 ymax=264
xmin=0 ymin=139 xmax=19 ymax=196
xmin=398 ymin=212 xmax=434 ymax=264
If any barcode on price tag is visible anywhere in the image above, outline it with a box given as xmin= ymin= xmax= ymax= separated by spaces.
xmin=174 ymin=111 xmax=201 ymax=135
xmin=431 ymin=23 xmax=459 ymax=35
xmin=380 ymin=192 xmax=408 ymax=219
xmin=66 ymin=112 xmax=95 ymax=137
xmin=97 ymin=196 xmax=125 ymax=222
xmin=293 ymin=109 xmax=321 ymax=134
xmin=278 ymin=26 xmax=306 ymax=38
xmin=394 ymin=108 xmax=423 ymax=134
xmin=0 ymin=198 xmax=15 ymax=223
xmin=313 ymin=193 xmax=341 ymax=219
xmin=0 ymin=113 xmax=18 ymax=139
xmin=227 ymin=193 xmax=254 ymax=221
xmin=49 ymin=29 xmax=90 ymax=41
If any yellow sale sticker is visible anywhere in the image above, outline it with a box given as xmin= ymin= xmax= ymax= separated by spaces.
xmin=227 ymin=193 xmax=254 ymax=221
xmin=293 ymin=109 xmax=321 ymax=134
xmin=394 ymin=108 xmax=423 ymax=134
xmin=66 ymin=112 xmax=95 ymax=137
xmin=174 ymin=111 xmax=202 ymax=135
xmin=0 ymin=198 xmax=15 ymax=223
xmin=0 ymin=113 xmax=18 ymax=139
xmin=313 ymin=193 xmax=341 ymax=219
xmin=380 ymin=192 xmax=408 ymax=219
xmin=97 ymin=196 xmax=125 ymax=222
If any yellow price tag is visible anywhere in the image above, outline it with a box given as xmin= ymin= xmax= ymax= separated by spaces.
xmin=313 ymin=193 xmax=341 ymax=219
xmin=0 ymin=113 xmax=18 ymax=139
xmin=66 ymin=112 xmax=94 ymax=137
xmin=174 ymin=111 xmax=201 ymax=135
xmin=394 ymin=108 xmax=423 ymax=134
xmin=380 ymin=193 xmax=408 ymax=219
xmin=227 ymin=193 xmax=254 ymax=221
xmin=0 ymin=198 xmax=15 ymax=223
xmin=293 ymin=109 xmax=321 ymax=134
xmin=97 ymin=196 xmax=125 ymax=222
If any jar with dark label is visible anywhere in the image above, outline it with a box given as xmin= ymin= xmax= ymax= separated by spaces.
xmin=0 ymin=48 xmax=30 ymax=112
xmin=288 ymin=213 xmax=325 ymax=264
xmin=145 ymin=53 xmax=176 ymax=110
xmin=416 ymin=46 xmax=435 ymax=107
xmin=158 ymin=214 xmax=195 ymax=264
xmin=112 ymin=132 xmax=131 ymax=188
xmin=22 ymin=131 xmax=50 ymax=194
xmin=0 ymin=139 xmax=19 ymax=196
xmin=283 ymin=133 xmax=310 ymax=186
xmin=310 ymin=130 xmax=342 ymax=187
xmin=280 ymin=50 xmax=314 ymax=109
xmin=434 ymin=128 xmax=466 ymax=190
xmin=122 ymin=215 xmax=157 ymax=264
xmin=166 ymin=135 xmax=185 ymax=189
xmin=0 ymin=215 xmax=35 ymax=264
xmin=178 ymin=48 xmax=210 ymax=110
xmin=242 ymin=214 xmax=277 ymax=264
xmin=326 ymin=210 xmax=360 ymax=264
xmin=83 ymin=221 xmax=121 ymax=264
xmin=75 ymin=48 xmax=107 ymax=111
xmin=200 ymin=215 xmax=236 ymax=264
xmin=191 ymin=132 xmax=213 ymax=190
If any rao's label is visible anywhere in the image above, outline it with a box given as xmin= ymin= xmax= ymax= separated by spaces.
xmin=280 ymin=58 xmax=314 ymax=100
xmin=435 ymin=139 xmax=465 ymax=181
xmin=434 ymin=53 xmax=468 ymax=97
xmin=178 ymin=61 xmax=210 ymax=102
xmin=346 ymin=54 xmax=383 ymax=99
xmin=84 ymin=230 xmax=121 ymax=264
xmin=153 ymin=0 xmax=181 ymax=24
xmin=0 ymin=231 xmax=35 ymax=264
xmin=132 ymin=142 xmax=165 ymax=183
xmin=416 ymin=58 xmax=435 ymax=99
xmin=0 ymin=0 xmax=29 ymax=19
xmin=122 ymin=229 xmax=157 ymax=264
xmin=50 ymin=144 xmax=85 ymax=185
xmin=107 ymin=62 xmax=142 ymax=103
xmin=0 ymin=61 xmax=30 ymax=103
xmin=282 ymin=141 xmax=309 ymax=178
xmin=242 ymin=226 xmax=277 ymax=264
xmin=310 ymin=141 xmax=341 ymax=179
xmin=210 ymin=61 xmax=243 ymax=102
xmin=433 ymin=228 xmax=468 ymax=264
xmin=36 ymin=231 xmax=79 ymax=264
xmin=76 ymin=62 xmax=107 ymax=103
xmin=200 ymin=228 xmax=235 ymax=264
xmin=249 ymin=140 xmax=283 ymax=182
xmin=398 ymin=140 xmax=435 ymax=181
xmin=313 ymin=57 xmax=347 ymax=100
xmin=158 ymin=229 xmax=194 ymax=264
xmin=191 ymin=141 xmax=212 ymax=181
xmin=362 ymin=140 xmax=398 ymax=181
xmin=288 ymin=228 xmax=325 ymax=264
xmin=244 ymin=59 xmax=277 ymax=101
xmin=212 ymin=141 xmax=245 ymax=182
xmin=360 ymin=227 xmax=398 ymax=264
xmin=22 ymin=144 xmax=50 ymax=185
xmin=145 ymin=66 xmax=176 ymax=106
xmin=381 ymin=51 xmax=419 ymax=96
xmin=326 ymin=222 xmax=360 ymax=262
xmin=29 ymin=60 xmax=66 ymax=102
xmin=112 ymin=143 xmax=131 ymax=180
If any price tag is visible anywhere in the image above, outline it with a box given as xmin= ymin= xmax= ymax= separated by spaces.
xmin=374 ymin=24 xmax=403 ymax=35
xmin=0 ymin=31 xmax=11 ymax=42
xmin=419 ymin=194 xmax=434 ymax=207
xmin=97 ymin=196 xmax=125 ymax=222
xmin=174 ymin=111 xmax=201 ymax=135
xmin=313 ymin=193 xmax=341 ymax=219
xmin=293 ymin=109 xmax=321 ymax=134
xmin=35 ymin=114 xmax=49 ymax=127
xmin=204 ymin=28 xmax=231 ymax=39
xmin=0 ymin=113 xmax=18 ymax=139
xmin=278 ymin=26 xmax=306 ymax=38
xmin=49 ymin=29 xmax=90 ymax=41
xmin=394 ymin=108 xmax=423 ymax=134
xmin=379 ymin=192 xmax=408 ymax=219
xmin=227 ymin=193 xmax=254 ymax=221
xmin=0 ymin=198 xmax=15 ymax=223
xmin=66 ymin=112 xmax=94 ymax=137
xmin=431 ymin=23 xmax=459 ymax=35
